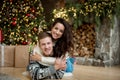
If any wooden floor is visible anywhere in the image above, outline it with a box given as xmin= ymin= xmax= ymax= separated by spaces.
xmin=0 ymin=65 xmax=120 ymax=80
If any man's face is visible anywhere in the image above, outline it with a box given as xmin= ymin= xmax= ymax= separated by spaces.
xmin=39 ymin=37 xmax=53 ymax=56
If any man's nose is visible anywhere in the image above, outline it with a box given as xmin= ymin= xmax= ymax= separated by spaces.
xmin=45 ymin=44 xmax=49 ymax=48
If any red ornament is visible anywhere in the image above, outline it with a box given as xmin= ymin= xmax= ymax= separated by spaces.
xmin=0 ymin=29 xmax=3 ymax=43
xmin=11 ymin=21 xmax=17 ymax=26
xmin=31 ymin=8 xmax=35 ymax=13
xmin=22 ymin=41 xmax=28 ymax=45
xmin=12 ymin=17 xmax=17 ymax=21
xmin=33 ymin=27 xmax=38 ymax=32
xmin=26 ymin=14 xmax=30 ymax=17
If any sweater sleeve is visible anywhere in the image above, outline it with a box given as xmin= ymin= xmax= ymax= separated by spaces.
xmin=41 ymin=57 xmax=56 ymax=65
xmin=36 ymin=66 xmax=56 ymax=79
xmin=27 ymin=61 xmax=57 ymax=80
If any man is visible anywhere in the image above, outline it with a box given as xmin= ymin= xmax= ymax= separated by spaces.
xmin=27 ymin=32 xmax=66 ymax=80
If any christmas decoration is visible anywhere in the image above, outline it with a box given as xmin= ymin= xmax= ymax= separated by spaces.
xmin=22 ymin=41 xmax=28 ymax=45
xmin=0 ymin=0 xmax=45 ymax=45
xmin=12 ymin=17 xmax=17 ymax=21
xmin=11 ymin=21 xmax=17 ymax=26
xmin=0 ymin=29 xmax=3 ymax=43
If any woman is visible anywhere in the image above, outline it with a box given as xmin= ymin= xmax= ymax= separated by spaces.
xmin=51 ymin=18 xmax=73 ymax=57
xmin=31 ymin=18 xmax=74 ymax=73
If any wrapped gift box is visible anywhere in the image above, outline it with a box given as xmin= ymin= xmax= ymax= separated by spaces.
xmin=15 ymin=45 xmax=30 ymax=68
xmin=0 ymin=45 xmax=15 ymax=67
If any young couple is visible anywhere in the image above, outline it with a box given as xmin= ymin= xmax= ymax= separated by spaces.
xmin=27 ymin=18 xmax=75 ymax=80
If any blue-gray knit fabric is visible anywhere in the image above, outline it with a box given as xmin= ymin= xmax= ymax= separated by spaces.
xmin=27 ymin=61 xmax=64 ymax=80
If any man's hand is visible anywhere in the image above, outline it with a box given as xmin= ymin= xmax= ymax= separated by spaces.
xmin=30 ymin=53 xmax=41 ymax=61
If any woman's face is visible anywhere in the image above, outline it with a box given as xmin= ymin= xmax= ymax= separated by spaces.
xmin=51 ymin=22 xmax=65 ymax=40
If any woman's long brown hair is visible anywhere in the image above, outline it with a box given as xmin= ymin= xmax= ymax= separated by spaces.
xmin=51 ymin=18 xmax=73 ymax=57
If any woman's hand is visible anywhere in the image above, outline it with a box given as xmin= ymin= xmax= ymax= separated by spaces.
xmin=30 ymin=53 xmax=41 ymax=61
xmin=60 ymin=57 xmax=66 ymax=70
xmin=54 ymin=57 xmax=66 ymax=70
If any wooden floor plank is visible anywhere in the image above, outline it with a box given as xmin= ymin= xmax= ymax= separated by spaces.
xmin=0 ymin=65 xmax=120 ymax=80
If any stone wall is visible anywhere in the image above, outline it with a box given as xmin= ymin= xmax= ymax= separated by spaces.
xmin=118 ymin=22 xmax=120 ymax=64
xmin=109 ymin=16 xmax=119 ymax=65
xmin=118 ymin=18 xmax=120 ymax=64
xmin=94 ymin=16 xmax=120 ymax=66
xmin=76 ymin=16 xmax=120 ymax=67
